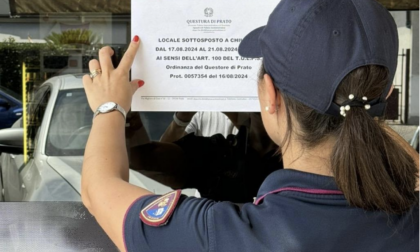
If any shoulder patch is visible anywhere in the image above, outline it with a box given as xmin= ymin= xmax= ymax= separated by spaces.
xmin=140 ymin=190 xmax=181 ymax=227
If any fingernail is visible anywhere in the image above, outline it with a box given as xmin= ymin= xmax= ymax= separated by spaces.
xmin=138 ymin=80 xmax=145 ymax=87
xmin=133 ymin=35 xmax=139 ymax=42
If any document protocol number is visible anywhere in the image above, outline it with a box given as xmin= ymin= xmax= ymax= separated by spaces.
xmin=182 ymin=74 xmax=248 ymax=79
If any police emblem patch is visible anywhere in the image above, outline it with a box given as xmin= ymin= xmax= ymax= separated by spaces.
xmin=140 ymin=190 xmax=181 ymax=226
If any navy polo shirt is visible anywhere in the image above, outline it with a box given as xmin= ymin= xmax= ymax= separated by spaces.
xmin=124 ymin=169 xmax=419 ymax=252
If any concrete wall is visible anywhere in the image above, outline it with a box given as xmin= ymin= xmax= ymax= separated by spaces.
xmin=410 ymin=11 xmax=419 ymax=124
xmin=0 ymin=0 xmax=10 ymax=15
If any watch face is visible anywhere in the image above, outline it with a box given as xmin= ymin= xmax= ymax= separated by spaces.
xmin=98 ymin=102 xmax=116 ymax=113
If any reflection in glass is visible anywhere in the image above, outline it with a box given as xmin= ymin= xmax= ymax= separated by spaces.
xmin=46 ymin=89 xmax=92 ymax=156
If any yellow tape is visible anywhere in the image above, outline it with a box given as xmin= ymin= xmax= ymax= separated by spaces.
xmin=22 ymin=62 xmax=28 ymax=164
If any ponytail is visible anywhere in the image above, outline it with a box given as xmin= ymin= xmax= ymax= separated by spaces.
xmin=331 ymin=65 xmax=417 ymax=214
xmin=259 ymin=64 xmax=418 ymax=214
xmin=332 ymin=108 xmax=417 ymax=214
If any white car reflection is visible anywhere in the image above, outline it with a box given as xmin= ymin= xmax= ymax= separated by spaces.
xmin=0 ymin=74 xmax=198 ymax=201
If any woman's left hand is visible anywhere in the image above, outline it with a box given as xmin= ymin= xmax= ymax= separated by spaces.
xmin=83 ymin=36 xmax=144 ymax=114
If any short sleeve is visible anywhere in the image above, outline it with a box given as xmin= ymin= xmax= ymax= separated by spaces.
xmin=123 ymin=194 xmax=215 ymax=252
xmin=185 ymin=113 xmax=200 ymax=135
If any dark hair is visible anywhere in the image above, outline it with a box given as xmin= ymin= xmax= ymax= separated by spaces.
xmin=259 ymin=64 xmax=418 ymax=214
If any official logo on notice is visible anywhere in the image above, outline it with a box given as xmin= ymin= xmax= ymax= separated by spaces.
xmin=204 ymin=8 xmax=213 ymax=17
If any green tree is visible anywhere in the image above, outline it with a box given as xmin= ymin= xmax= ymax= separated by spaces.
xmin=45 ymin=29 xmax=100 ymax=46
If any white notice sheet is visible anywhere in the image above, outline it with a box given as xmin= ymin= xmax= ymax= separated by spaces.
xmin=131 ymin=0 xmax=279 ymax=111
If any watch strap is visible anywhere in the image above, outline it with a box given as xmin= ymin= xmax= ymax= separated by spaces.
xmin=93 ymin=103 xmax=126 ymax=121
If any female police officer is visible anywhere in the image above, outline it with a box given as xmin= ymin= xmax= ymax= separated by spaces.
xmin=81 ymin=0 xmax=419 ymax=251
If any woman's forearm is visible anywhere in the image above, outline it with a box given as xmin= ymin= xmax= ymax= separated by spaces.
xmin=82 ymin=112 xmax=128 ymax=208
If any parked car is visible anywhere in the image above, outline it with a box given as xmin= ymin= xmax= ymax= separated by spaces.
xmin=0 ymin=74 xmax=198 ymax=201
xmin=0 ymin=87 xmax=23 ymax=129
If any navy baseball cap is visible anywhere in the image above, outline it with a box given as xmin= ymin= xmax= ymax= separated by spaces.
xmin=239 ymin=0 xmax=398 ymax=116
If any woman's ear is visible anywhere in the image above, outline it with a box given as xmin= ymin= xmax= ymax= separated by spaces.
xmin=263 ymin=74 xmax=278 ymax=114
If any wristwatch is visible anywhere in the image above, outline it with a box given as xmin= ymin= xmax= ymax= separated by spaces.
xmin=93 ymin=102 xmax=126 ymax=121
